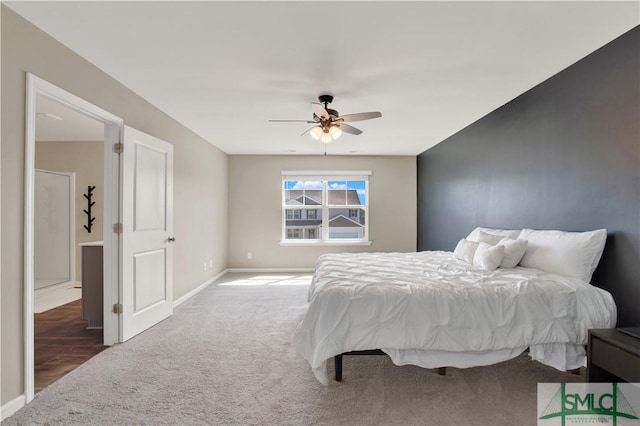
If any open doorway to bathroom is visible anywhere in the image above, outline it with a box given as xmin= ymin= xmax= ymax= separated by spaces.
xmin=33 ymin=94 xmax=108 ymax=392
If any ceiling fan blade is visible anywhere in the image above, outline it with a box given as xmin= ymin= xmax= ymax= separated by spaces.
xmin=338 ymin=123 xmax=363 ymax=135
xmin=338 ymin=112 xmax=382 ymax=122
xmin=311 ymin=102 xmax=330 ymax=120
xmin=269 ymin=119 xmax=316 ymax=123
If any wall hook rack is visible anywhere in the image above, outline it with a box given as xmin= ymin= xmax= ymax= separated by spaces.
xmin=83 ymin=185 xmax=96 ymax=233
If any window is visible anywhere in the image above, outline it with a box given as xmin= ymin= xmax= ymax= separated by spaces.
xmin=282 ymin=171 xmax=370 ymax=243
xmin=286 ymin=210 xmax=302 ymax=220
xmin=287 ymin=228 xmax=302 ymax=239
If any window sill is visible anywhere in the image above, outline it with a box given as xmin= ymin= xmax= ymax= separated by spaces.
xmin=279 ymin=240 xmax=373 ymax=247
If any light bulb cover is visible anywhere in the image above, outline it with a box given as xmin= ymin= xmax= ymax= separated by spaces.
xmin=321 ymin=132 xmax=332 ymax=144
xmin=329 ymin=126 xmax=342 ymax=140
xmin=309 ymin=126 xmax=322 ymax=140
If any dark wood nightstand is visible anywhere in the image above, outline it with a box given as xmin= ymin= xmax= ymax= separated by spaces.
xmin=587 ymin=329 xmax=640 ymax=382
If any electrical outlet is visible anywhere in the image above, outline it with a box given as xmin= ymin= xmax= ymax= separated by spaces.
xmin=247 ymin=252 xmax=253 ymax=260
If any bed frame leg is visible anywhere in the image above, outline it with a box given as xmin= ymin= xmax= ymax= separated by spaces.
xmin=334 ymin=355 xmax=343 ymax=382
xmin=438 ymin=367 xmax=446 ymax=376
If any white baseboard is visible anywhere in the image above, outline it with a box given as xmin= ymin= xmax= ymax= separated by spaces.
xmin=173 ymin=269 xmax=229 ymax=308
xmin=1 ymin=394 xmax=26 ymax=421
xmin=173 ymin=268 xmax=314 ymax=308
xmin=226 ymin=268 xmax=314 ymax=273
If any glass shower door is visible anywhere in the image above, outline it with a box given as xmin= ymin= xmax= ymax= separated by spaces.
xmin=34 ymin=170 xmax=74 ymax=289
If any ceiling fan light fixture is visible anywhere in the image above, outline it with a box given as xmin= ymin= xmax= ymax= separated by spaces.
xmin=329 ymin=125 xmax=342 ymax=140
xmin=309 ymin=126 xmax=322 ymax=140
xmin=271 ymin=95 xmax=382 ymax=142
xmin=320 ymin=132 xmax=333 ymax=144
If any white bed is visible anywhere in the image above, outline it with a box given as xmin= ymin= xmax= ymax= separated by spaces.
xmin=292 ymin=250 xmax=617 ymax=384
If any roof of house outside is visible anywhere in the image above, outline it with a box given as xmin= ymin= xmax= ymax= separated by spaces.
xmin=285 ymin=194 xmax=321 ymax=205
xmin=327 ymin=214 xmax=363 ymax=228
xmin=285 ymin=190 xmax=361 ymax=206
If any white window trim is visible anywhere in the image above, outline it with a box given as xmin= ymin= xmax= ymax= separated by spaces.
xmin=281 ymin=171 xmax=371 ymax=246
xmin=282 ymin=170 xmax=372 ymax=180
xmin=279 ymin=240 xmax=372 ymax=247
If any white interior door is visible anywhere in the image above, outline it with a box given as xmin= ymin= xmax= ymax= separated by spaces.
xmin=121 ymin=126 xmax=174 ymax=341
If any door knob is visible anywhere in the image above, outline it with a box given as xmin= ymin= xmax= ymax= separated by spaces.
xmin=168 ymin=237 xmax=176 ymax=242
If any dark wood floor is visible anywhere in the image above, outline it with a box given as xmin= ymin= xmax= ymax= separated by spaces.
xmin=35 ymin=299 xmax=107 ymax=393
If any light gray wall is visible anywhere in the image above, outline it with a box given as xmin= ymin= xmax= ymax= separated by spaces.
xmin=228 ymin=155 xmax=416 ymax=268
xmin=1 ymin=6 xmax=229 ymax=405
xmin=417 ymin=26 xmax=640 ymax=326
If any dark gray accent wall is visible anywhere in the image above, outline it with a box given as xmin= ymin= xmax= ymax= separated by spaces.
xmin=417 ymin=26 xmax=640 ymax=326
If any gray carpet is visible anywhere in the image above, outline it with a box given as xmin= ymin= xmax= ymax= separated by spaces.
xmin=5 ymin=273 xmax=583 ymax=425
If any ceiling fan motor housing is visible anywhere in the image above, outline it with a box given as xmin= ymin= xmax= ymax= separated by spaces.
xmin=318 ymin=94 xmax=334 ymax=105
xmin=317 ymin=95 xmax=339 ymax=119
xmin=313 ymin=109 xmax=339 ymax=122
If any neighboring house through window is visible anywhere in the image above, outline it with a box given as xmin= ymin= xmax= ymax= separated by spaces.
xmin=287 ymin=228 xmax=301 ymax=239
xmin=281 ymin=171 xmax=370 ymax=243
xmin=286 ymin=209 xmax=302 ymax=220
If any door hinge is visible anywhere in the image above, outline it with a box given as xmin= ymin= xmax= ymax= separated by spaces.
xmin=113 ymin=143 xmax=124 ymax=154
xmin=112 ymin=303 xmax=123 ymax=314
xmin=113 ymin=223 xmax=123 ymax=234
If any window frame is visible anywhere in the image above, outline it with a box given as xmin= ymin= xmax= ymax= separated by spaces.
xmin=281 ymin=171 xmax=372 ymax=246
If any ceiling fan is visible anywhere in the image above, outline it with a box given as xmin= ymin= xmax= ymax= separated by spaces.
xmin=269 ymin=95 xmax=382 ymax=143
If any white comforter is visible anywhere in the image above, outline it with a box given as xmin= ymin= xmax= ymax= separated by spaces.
xmin=293 ymin=251 xmax=616 ymax=384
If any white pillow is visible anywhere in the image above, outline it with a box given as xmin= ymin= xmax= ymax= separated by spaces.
xmin=497 ymin=237 xmax=528 ymax=268
xmin=518 ymin=228 xmax=607 ymax=282
xmin=477 ymin=231 xmax=505 ymax=245
xmin=467 ymin=227 xmax=521 ymax=242
xmin=473 ymin=242 xmax=505 ymax=271
xmin=453 ymin=239 xmax=480 ymax=264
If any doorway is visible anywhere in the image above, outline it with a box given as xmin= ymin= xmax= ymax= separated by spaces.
xmin=24 ymin=74 xmax=123 ymax=403
xmin=24 ymin=74 xmax=175 ymax=404
xmin=32 ymin=94 xmax=107 ymax=392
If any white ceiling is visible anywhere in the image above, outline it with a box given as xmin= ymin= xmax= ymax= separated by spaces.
xmin=36 ymin=94 xmax=105 ymax=142
xmin=8 ymin=1 xmax=639 ymax=156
